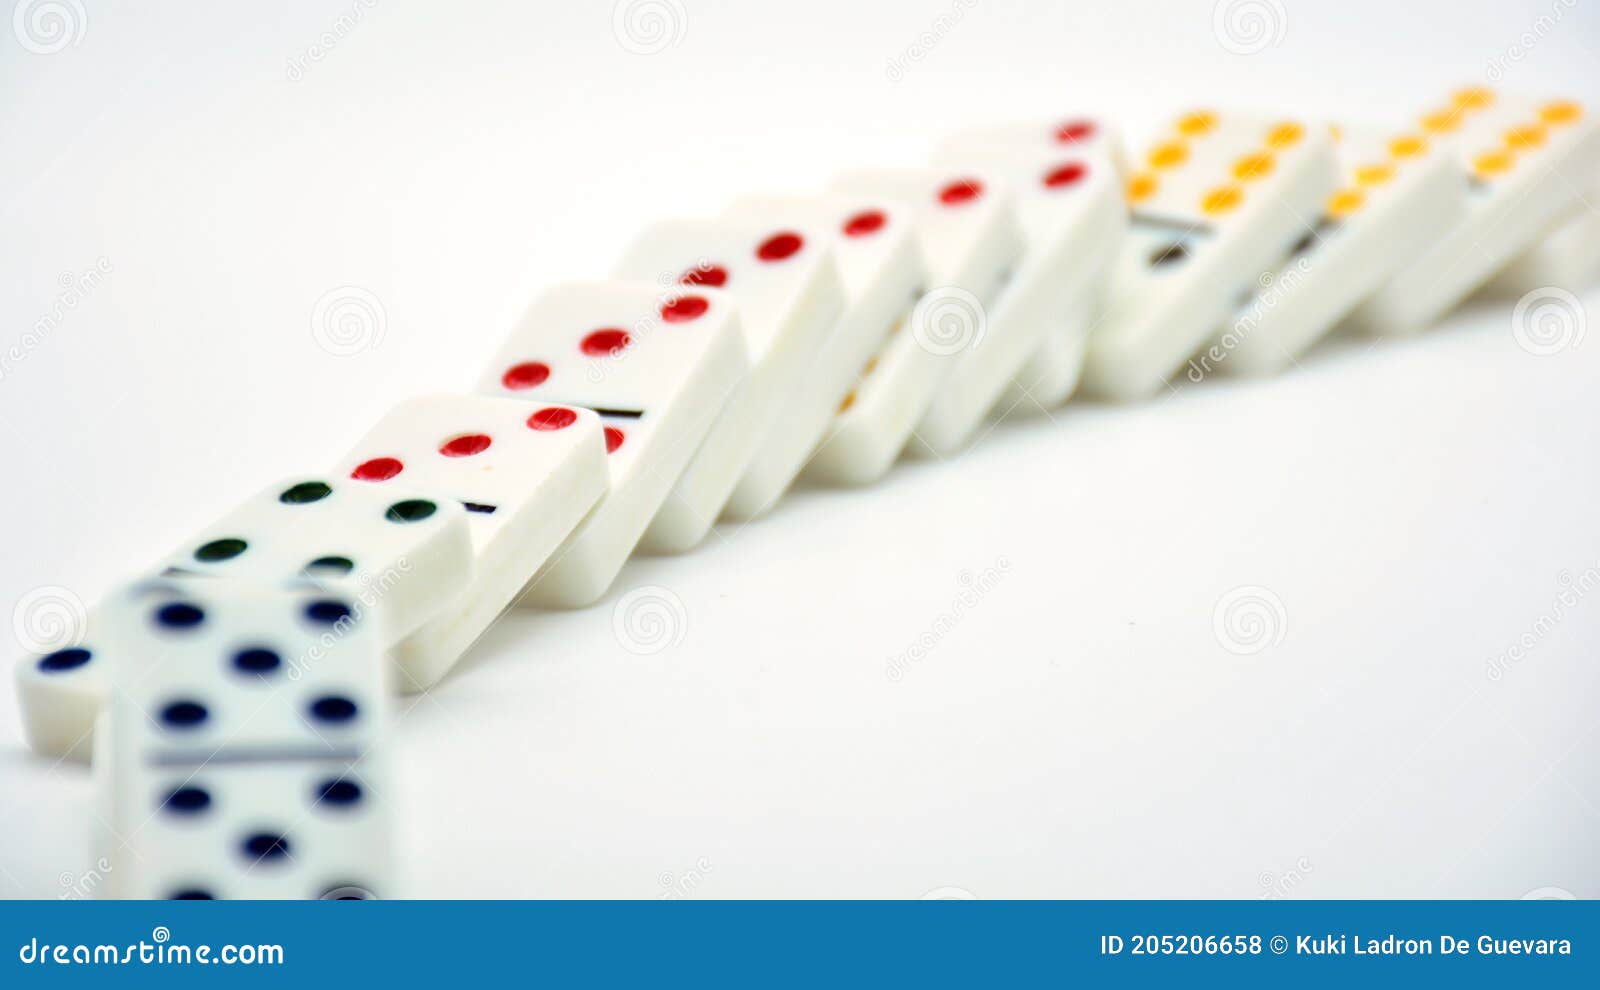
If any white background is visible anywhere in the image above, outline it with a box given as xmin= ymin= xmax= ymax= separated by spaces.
xmin=1 ymin=0 xmax=1597 ymax=898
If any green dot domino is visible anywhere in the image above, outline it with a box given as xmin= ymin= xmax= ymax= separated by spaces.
xmin=385 ymin=499 xmax=438 ymax=523
xmin=279 ymin=481 xmax=334 ymax=504
xmin=304 ymin=556 xmax=356 ymax=576
xmin=194 ymin=538 xmax=247 ymax=562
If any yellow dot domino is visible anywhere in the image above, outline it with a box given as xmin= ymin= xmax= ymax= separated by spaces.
xmin=1421 ymin=109 xmax=1463 ymax=134
xmin=1326 ymin=188 xmax=1366 ymax=220
xmin=1505 ymin=124 xmax=1547 ymax=151
xmin=1148 ymin=142 xmax=1188 ymax=169
xmin=1127 ymin=173 xmax=1158 ymax=204
xmin=1233 ymin=152 xmax=1275 ymax=181
xmin=1541 ymin=101 xmax=1583 ymax=126
xmin=1474 ymin=150 xmax=1514 ymax=179
xmin=1177 ymin=111 xmax=1217 ymax=137
xmin=1354 ymin=163 xmax=1395 ymax=185
xmin=1265 ymin=122 xmax=1304 ymax=149
xmin=1452 ymin=87 xmax=1495 ymax=110
xmin=1389 ymin=135 xmax=1428 ymax=159
xmin=1201 ymin=186 xmax=1244 ymax=215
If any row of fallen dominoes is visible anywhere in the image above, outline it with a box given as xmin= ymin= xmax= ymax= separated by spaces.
xmin=15 ymin=87 xmax=1599 ymax=899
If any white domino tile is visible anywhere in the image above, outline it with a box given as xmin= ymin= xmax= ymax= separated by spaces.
xmin=1081 ymin=111 xmax=1338 ymax=399
xmin=1486 ymin=190 xmax=1600 ymax=295
xmin=936 ymin=115 xmax=1129 ymax=409
xmin=827 ymin=168 xmax=1028 ymax=458
xmin=931 ymin=143 xmax=1128 ymax=408
xmin=1352 ymin=90 xmax=1600 ymax=334
xmin=612 ymin=221 xmax=845 ymax=548
xmin=936 ymin=115 xmax=1130 ymax=177
xmin=479 ymin=281 xmax=748 ymax=606
xmin=1196 ymin=125 xmax=1468 ymax=377
xmin=335 ymin=394 xmax=609 ymax=686
xmin=14 ymin=610 xmax=108 ymax=765
xmin=720 ymin=194 xmax=928 ymax=491
xmin=14 ymin=477 xmax=472 ymax=761
xmin=100 ymin=579 xmax=394 ymax=899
